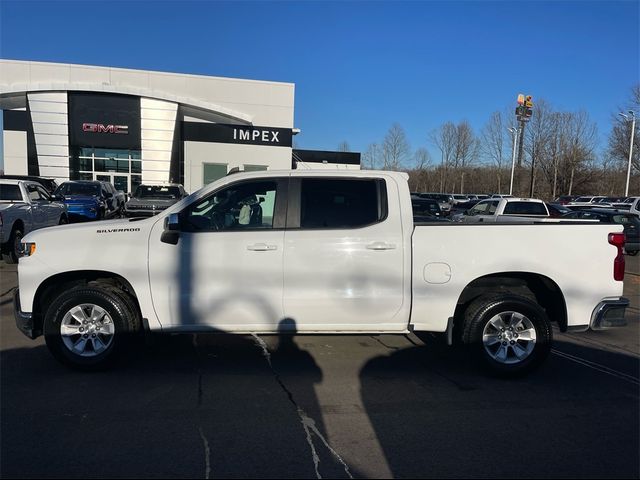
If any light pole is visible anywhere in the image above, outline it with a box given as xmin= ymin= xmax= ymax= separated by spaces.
xmin=508 ymin=126 xmax=518 ymax=195
xmin=619 ymin=111 xmax=636 ymax=197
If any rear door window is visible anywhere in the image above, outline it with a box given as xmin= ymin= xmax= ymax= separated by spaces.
xmin=298 ymin=178 xmax=386 ymax=229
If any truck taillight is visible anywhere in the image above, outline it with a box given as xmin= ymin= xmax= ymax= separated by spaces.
xmin=608 ymin=232 xmax=625 ymax=281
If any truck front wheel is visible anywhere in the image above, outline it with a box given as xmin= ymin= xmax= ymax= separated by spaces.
xmin=2 ymin=227 xmax=23 ymax=264
xmin=463 ymin=294 xmax=552 ymax=377
xmin=44 ymin=284 xmax=141 ymax=370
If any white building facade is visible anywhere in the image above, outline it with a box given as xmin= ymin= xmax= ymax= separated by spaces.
xmin=1 ymin=60 xmax=357 ymax=194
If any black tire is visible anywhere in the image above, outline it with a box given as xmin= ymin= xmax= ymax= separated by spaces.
xmin=2 ymin=227 xmax=23 ymax=264
xmin=44 ymin=284 xmax=141 ymax=370
xmin=59 ymin=215 xmax=68 ymax=225
xmin=462 ymin=294 xmax=552 ymax=377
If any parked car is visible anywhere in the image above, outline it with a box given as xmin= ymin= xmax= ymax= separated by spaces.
xmin=466 ymin=194 xmax=489 ymax=200
xmin=562 ymin=208 xmax=639 ymax=255
xmin=54 ymin=180 xmax=125 ymax=221
xmin=457 ymin=197 xmax=549 ymax=223
xmin=0 ymin=175 xmax=59 ymax=194
xmin=418 ymin=193 xmax=454 ymax=214
xmin=490 ymin=194 xmax=515 ymax=199
xmin=410 ymin=197 xmax=443 ymax=219
xmin=15 ymin=170 xmax=629 ymax=376
xmin=451 ymin=194 xmax=470 ymax=205
xmin=0 ymin=179 xmax=68 ymax=263
xmin=612 ymin=196 xmax=640 ymax=212
xmin=553 ymin=195 xmax=578 ymax=205
xmin=449 ymin=199 xmax=481 ymax=218
xmin=546 ymin=203 xmax=572 ymax=218
xmin=568 ymin=195 xmax=606 ymax=206
xmin=124 ymin=184 xmax=188 ymax=217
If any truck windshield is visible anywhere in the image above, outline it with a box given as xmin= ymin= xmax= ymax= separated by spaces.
xmin=57 ymin=183 xmax=100 ymax=196
xmin=134 ymin=186 xmax=181 ymax=199
xmin=0 ymin=185 xmax=22 ymax=201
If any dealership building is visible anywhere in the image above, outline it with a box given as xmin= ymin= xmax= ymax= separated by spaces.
xmin=0 ymin=59 xmax=359 ymax=193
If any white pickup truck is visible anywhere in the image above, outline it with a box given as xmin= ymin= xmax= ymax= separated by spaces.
xmin=14 ymin=170 xmax=629 ymax=375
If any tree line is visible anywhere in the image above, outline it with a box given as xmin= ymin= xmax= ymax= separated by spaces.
xmin=345 ymin=84 xmax=639 ymax=199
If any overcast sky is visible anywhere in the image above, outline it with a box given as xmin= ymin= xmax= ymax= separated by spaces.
xmin=1 ymin=0 xmax=638 ymax=163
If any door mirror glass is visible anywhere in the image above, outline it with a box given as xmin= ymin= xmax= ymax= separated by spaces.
xmin=165 ymin=213 xmax=180 ymax=231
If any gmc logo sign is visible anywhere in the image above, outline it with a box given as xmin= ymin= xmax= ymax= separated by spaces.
xmin=82 ymin=123 xmax=129 ymax=134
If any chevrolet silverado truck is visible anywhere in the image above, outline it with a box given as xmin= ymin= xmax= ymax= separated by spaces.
xmin=14 ymin=170 xmax=629 ymax=375
xmin=0 ymin=179 xmax=68 ymax=263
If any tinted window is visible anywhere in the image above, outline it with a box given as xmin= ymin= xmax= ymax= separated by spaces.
xmin=0 ymin=185 xmax=23 ymax=201
xmin=300 ymin=179 xmax=383 ymax=229
xmin=503 ymin=202 xmax=548 ymax=215
xmin=412 ymin=199 xmax=440 ymax=216
xmin=57 ymin=183 xmax=100 ymax=196
xmin=134 ymin=185 xmax=182 ymax=199
xmin=183 ymin=180 xmax=278 ymax=232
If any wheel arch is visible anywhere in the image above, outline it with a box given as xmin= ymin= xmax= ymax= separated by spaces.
xmin=453 ymin=272 xmax=567 ymax=339
xmin=33 ymin=270 xmax=142 ymax=333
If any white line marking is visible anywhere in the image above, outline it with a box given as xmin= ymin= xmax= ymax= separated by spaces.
xmin=552 ymin=349 xmax=639 ymax=386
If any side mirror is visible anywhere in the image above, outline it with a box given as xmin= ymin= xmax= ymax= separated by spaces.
xmin=105 ymin=192 xmax=113 ymax=198
xmin=53 ymin=194 xmax=65 ymax=202
xmin=161 ymin=213 xmax=180 ymax=245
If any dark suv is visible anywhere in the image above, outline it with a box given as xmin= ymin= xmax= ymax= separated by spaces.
xmin=54 ymin=180 xmax=125 ymax=221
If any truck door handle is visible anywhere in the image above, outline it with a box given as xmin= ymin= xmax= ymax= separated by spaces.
xmin=246 ymin=243 xmax=278 ymax=251
xmin=366 ymin=242 xmax=396 ymax=251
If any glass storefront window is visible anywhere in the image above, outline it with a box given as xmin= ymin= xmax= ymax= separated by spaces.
xmin=79 ymin=158 xmax=92 ymax=171
xmin=203 ymin=163 xmax=228 ymax=185
xmin=69 ymin=148 xmax=142 ymax=193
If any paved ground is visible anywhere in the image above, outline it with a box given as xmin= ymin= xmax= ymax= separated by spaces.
xmin=0 ymin=258 xmax=638 ymax=479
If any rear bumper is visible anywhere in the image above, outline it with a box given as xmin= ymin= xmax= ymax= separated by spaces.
xmin=590 ymin=298 xmax=629 ymax=331
xmin=13 ymin=289 xmax=40 ymax=339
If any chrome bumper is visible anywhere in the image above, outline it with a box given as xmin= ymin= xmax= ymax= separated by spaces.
xmin=590 ymin=298 xmax=629 ymax=331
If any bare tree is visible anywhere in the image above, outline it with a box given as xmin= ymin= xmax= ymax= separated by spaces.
xmin=481 ymin=111 xmax=508 ymax=193
xmin=411 ymin=148 xmax=432 ymax=192
xmin=362 ymin=143 xmax=381 ymax=170
xmin=525 ymin=99 xmax=554 ymax=196
xmin=564 ymin=110 xmax=598 ymax=195
xmin=607 ymin=83 xmax=640 ymax=174
xmin=381 ymin=123 xmax=410 ymax=170
xmin=429 ymin=122 xmax=457 ymax=192
xmin=337 ymin=141 xmax=351 ymax=152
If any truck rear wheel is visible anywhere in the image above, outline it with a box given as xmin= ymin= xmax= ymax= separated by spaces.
xmin=44 ymin=284 xmax=141 ymax=370
xmin=462 ymin=294 xmax=552 ymax=377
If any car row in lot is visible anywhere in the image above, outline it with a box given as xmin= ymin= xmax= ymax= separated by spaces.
xmin=1 ymin=175 xmax=190 ymax=262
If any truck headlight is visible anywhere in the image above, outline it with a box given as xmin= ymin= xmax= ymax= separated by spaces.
xmin=21 ymin=242 xmax=36 ymax=257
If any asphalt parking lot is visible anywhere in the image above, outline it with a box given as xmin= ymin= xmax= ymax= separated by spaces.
xmin=1 ymin=258 xmax=638 ymax=479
